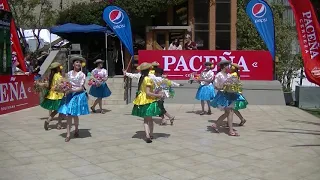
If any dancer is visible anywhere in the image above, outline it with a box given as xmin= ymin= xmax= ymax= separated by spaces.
xmin=195 ymin=62 xmax=215 ymax=115
xmin=154 ymin=67 xmax=176 ymax=125
xmin=226 ymin=63 xmax=248 ymax=126
xmin=42 ymin=62 xmax=64 ymax=130
xmin=210 ymin=60 xmax=245 ymax=136
xmin=58 ymin=56 xmax=90 ymax=142
xmin=131 ymin=62 xmax=163 ymax=143
xmin=89 ymin=59 xmax=112 ymax=114
xmin=149 ymin=61 xmax=159 ymax=75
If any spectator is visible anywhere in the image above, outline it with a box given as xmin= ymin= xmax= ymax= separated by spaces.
xmin=168 ymin=39 xmax=182 ymax=50
xmin=184 ymin=34 xmax=197 ymax=50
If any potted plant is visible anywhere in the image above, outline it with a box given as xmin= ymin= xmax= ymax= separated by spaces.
xmin=283 ymin=87 xmax=294 ymax=105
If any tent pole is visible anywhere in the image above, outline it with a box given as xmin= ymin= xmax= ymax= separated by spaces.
xmin=105 ymin=33 xmax=108 ymax=72
xmin=49 ymin=32 xmax=51 ymax=52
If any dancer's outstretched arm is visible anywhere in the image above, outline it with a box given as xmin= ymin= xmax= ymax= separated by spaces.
xmin=123 ymin=70 xmax=141 ymax=79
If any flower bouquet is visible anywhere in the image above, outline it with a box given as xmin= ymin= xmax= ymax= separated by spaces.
xmin=188 ymin=72 xmax=200 ymax=84
xmin=155 ymin=79 xmax=175 ymax=99
xmin=54 ymin=78 xmax=72 ymax=93
xmin=88 ymin=73 xmax=104 ymax=87
xmin=223 ymin=76 xmax=242 ymax=93
xmin=33 ymin=79 xmax=49 ymax=93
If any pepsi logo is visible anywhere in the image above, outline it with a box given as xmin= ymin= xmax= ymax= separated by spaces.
xmin=252 ymin=3 xmax=266 ymax=18
xmin=109 ymin=9 xmax=124 ymax=24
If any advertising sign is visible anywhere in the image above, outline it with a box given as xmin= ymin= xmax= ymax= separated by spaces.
xmin=0 ymin=75 xmax=39 ymax=115
xmin=138 ymin=50 xmax=273 ymax=80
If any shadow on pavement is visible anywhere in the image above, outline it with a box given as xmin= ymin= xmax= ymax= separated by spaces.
xmin=59 ymin=129 xmax=92 ymax=139
xmin=259 ymin=130 xmax=320 ymax=136
xmin=287 ymin=119 xmax=320 ymax=126
xmin=132 ymin=131 xmax=170 ymax=140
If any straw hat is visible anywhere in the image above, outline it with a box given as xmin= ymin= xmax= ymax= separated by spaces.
xmin=151 ymin=61 xmax=160 ymax=67
xmin=137 ymin=62 xmax=152 ymax=71
xmin=49 ymin=62 xmax=61 ymax=70
xmin=94 ymin=59 xmax=104 ymax=64
xmin=231 ymin=63 xmax=240 ymax=69
xmin=218 ymin=59 xmax=231 ymax=66
xmin=70 ymin=55 xmax=86 ymax=63
xmin=41 ymin=51 xmax=49 ymax=56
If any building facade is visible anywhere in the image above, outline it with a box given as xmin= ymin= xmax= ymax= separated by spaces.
xmin=145 ymin=0 xmax=237 ymax=51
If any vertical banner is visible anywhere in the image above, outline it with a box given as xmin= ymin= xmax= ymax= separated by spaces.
xmin=0 ymin=0 xmax=26 ymax=72
xmin=0 ymin=9 xmax=11 ymax=74
xmin=289 ymin=0 xmax=320 ymax=86
xmin=246 ymin=0 xmax=276 ymax=60
xmin=103 ymin=6 xmax=134 ymax=56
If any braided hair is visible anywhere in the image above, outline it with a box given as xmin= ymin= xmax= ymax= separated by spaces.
xmin=136 ymin=69 xmax=150 ymax=97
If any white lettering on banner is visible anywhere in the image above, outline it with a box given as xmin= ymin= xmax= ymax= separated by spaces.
xmin=0 ymin=82 xmax=28 ymax=104
xmin=163 ymin=52 xmax=250 ymax=72
xmin=255 ymin=19 xmax=267 ymax=23
xmin=300 ymin=11 xmax=320 ymax=59
xmin=113 ymin=24 xmax=125 ymax=30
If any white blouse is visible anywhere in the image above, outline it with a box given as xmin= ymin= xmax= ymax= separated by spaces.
xmin=214 ymin=72 xmax=231 ymax=89
xmin=67 ymin=70 xmax=86 ymax=90
xmin=91 ymin=68 xmax=108 ymax=78
xmin=200 ymin=70 xmax=214 ymax=85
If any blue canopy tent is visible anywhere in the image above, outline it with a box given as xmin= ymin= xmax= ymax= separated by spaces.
xmin=49 ymin=23 xmax=116 ymax=70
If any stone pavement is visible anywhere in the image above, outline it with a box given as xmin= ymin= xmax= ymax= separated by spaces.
xmin=0 ymin=104 xmax=319 ymax=180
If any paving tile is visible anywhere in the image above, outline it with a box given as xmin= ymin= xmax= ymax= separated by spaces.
xmin=68 ymin=164 xmax=106 ymax=177
xmin=161 ymin=169 xmax=201 ymax=180
xmin=81 ymin=172 xmax=124 ymax=180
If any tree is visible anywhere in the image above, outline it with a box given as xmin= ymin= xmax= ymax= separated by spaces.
xmin=237 ymin=0 xmax=303 ymax=91
xmin=9 ymin=0 xmax=56 ymax=51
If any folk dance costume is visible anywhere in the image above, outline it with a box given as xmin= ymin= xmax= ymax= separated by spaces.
xmin=230 ymin=72 xmax=248 ymax=110
xmin=210 ymin=72 xmax=246 ymax=110
xmin=89 ymin=68 xmax=112 ymax=98
xmin=131 ymin=76 xmax=162 ymax=117
xmin=40 ymin=67 xmax=64 ymax=110
xmin=195 ymin=70 xmax=215 ymax=101
xmin=58 ymin=70 xmax=90 ymax=116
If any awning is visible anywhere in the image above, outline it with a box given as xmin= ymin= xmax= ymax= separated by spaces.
xmin=49 ymin=23 xmax=114 ymax=43
xmin=50 ymin=23 xmax=113 ymax=35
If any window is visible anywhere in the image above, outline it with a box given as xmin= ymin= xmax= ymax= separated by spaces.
xmin=194 ymin=0 xmax=209 ymax=49
xmin=216 ymin=0 xmax=231 ymax=50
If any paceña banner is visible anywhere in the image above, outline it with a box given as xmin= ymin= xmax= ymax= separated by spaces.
xmin=246 ymin=0 xmax=276 ymax=60
xmin=289 ymin=0 xmax=320 ymax=86
xmin=103 ymin=6 xmax=134 ymax=56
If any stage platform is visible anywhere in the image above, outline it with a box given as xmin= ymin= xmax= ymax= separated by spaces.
xmin=130 ymin=80 xmax=285 ymax=105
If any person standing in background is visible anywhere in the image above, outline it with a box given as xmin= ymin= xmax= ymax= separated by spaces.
xmin=107 ymin=41 xmax=118 ymax=77
xmin=168 ymin=39 xmax=182 ymax=50
xmin=184 ymin=34 xmax=197 ymax=50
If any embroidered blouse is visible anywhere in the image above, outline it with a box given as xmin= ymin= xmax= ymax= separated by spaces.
xmin=133 ymin=76 xmax=157 ymax=105
xmin=214 ymin=72 xmax=231 ymax=89
xmin=67 ymin=70 xmax=86 ymax=90
xmin=200 ymin=70 xmax=214 ymax=86
xmin=91 ymin=68 xmax=108 ymax=79
xmin=46 ymin=72 xmax=64 ymax=100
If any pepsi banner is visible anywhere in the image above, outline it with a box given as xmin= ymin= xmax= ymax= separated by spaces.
xmin=246 ymin=0 xmax=275 ymax=60
xmin=103 ymin=6 xmax=134 ymax=56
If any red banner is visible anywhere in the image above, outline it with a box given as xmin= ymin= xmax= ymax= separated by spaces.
xmin=138 ymin=50 xmax=273 ymax=80
xmin=0 ymin=75 xmax=39 ymax=115
xmin=289 ymin=0 xmax=320 ymax=86
xmin=0 ymin=0 xmax=26 ymax=72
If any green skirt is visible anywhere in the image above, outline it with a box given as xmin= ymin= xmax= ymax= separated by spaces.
xmin=234 ymin=100 xmax=248 ymax=111
xmin=40 ymin=98 xmax=62 ymax=111
xmin=132 ymin=102 xmax=162 ymax=118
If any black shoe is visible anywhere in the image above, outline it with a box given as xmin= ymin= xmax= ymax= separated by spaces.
xmin=146 ymin=138 xmax=152 ymax=143
xmin=44 ymin=121 xmax=49 ymax=131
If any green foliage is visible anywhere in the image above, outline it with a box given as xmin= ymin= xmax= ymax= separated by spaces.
xmin=237 ymin=0 xmax=303 ymax=92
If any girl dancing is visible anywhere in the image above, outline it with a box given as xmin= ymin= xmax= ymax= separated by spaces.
xmin=42 ymin=62 xmax=64 ymax=130
xmin=89 ymin=59 xmax=112 ymax=114
xmin=210 ymin=60 xmax=246 ymax=136
xmin=131 ymin=63 xmax=164 ymax=143
xmin=195 ymin=62 xmax=215 ymax=115
xmin=58 ymin=56 xmax=90 ymax=142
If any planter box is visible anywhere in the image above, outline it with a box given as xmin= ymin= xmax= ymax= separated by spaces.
xmin=295 ymin=86 xmax=320 ymax=108
xmin=284 ymin=92 xmax=294 ymax=105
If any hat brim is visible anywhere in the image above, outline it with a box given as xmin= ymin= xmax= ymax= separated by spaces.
xmin=231 ymin=63 xmax=239 ymax=69
xmin=49 ymin=63 xmax=61 ymax=70
xmin=138 ymin=64 xmax=152 ymax=71
xmin=70 ymin=56 xmax=86 ymax=63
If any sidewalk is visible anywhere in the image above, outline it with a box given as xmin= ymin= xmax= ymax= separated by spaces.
xmin=0 ymin=104 xmax=319 ymax=180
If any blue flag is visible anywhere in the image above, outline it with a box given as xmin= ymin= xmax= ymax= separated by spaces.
xmin=103 ymin=6 xmax=134 ymax=56
xmin=246 ymin=0 xmax=275 ymax=60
